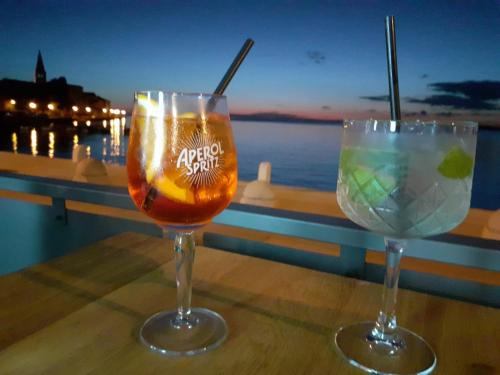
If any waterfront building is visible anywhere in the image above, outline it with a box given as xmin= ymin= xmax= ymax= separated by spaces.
xmin=0 ymin=51 xmax=112 ymax=120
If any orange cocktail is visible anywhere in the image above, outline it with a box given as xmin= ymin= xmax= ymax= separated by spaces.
xmin=128 ymin=99 xmax=237 ymax=227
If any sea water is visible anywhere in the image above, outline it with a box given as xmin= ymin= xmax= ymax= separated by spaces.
xmin=0 ymin=119 xmax=497 ymax=210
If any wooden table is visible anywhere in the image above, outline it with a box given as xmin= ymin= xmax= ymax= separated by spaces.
xmin=0 ymin=233 xmax=498 ymax=374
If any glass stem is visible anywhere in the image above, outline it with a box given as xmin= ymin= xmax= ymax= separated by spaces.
xmin=370 ymin=237 xmax=405 ymax=347
xmin=173 ymin=231 xmax=196 ymax=326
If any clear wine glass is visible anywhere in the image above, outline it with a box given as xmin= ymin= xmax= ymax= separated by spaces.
xmin=127 ymin=91 xmax=238 ymax=356
xmin=334 ymin=119 xmax=477 ymax=374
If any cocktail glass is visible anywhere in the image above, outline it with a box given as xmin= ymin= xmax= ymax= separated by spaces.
xmin=127 ymin=91 xmax=238 ymax=356
xmin=334 ymin=119 xmax=477 ymax=374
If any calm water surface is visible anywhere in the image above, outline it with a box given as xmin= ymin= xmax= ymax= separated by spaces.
xmin=0 ymin=118 xmax=498 ymax=210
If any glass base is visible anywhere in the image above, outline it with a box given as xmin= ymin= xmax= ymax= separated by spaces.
xmin=140 ymin=307 xmax=228 ymax=356
xmin=334 ymin=322 xmax=436 ymax=374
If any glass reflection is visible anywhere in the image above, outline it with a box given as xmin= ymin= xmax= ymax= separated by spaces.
xmin=86 ymin=145 xmax=91 ymax=157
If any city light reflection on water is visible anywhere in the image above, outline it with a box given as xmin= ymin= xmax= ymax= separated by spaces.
xmin=110 ymin=118 xmax=121 ymax=157
xmin=48 ymin=132 xmax=55 ymax=158
xmin=3 ymin=117 xmax=128 ymax=164
xmin=102 ymin=137 xmax=107 ymax=158
xmin=30 ymin=128 xmax=38 ymax=156
xmin=11 ymin=133 xmax=18 ymax=153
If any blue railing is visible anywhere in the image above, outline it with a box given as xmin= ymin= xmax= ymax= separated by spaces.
xmin=0 ymin=172 xmax=498 ymax=306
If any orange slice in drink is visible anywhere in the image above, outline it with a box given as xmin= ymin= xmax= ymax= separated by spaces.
xmin=154 ymin=175 xmax=195 ymax=204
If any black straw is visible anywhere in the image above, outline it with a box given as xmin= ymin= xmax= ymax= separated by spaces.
xmin=141 ymin=39 xmax=254 ymax=211
xmin=207 ymin=38 xmax=254 ymax=112
xmin=214 ymin=38 xmax=254 ymax=95
xmin=385 ymin=16 xmax=401 ymax=121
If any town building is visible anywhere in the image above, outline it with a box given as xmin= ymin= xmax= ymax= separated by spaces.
xmin=0 ymin=51 xmax=117 ymax=121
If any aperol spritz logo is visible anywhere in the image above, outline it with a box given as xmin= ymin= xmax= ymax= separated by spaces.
xmin=176 ymin=132 xmax=225 ymax=187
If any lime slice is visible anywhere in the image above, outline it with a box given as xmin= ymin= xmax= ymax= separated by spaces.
xmin=340 ymin=148 xmax=401 ymax=206
xmin=352 ymin=167 xmax=397 ymax=205
xmin=154 ymin=176 xmax=195 ymax=204
xmin=437 ymin=146 xmax=473 ymax=179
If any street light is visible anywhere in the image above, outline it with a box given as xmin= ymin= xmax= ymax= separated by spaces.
xmin=28 ymin=102 xmax=37 ymax=109
xmin=47 ymin=103 xmax=55 ymax=110
xmin=72 ymin=106 xmax=79 ymax=112
xmin=85 ymin=106 xmax=91 ymax=113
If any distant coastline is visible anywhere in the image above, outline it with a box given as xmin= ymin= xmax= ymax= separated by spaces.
xmin=230 ymin=112 xmax=342 ymax=125
xmin=230 ymin=111 xmax=499 ymax=129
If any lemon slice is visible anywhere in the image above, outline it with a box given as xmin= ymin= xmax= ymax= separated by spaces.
xmin=154 ymin=176 xmax=195 ymax=204
xmin=179 ymin=112 xmax=198 ymax=119
xmin=145 ymin=162 xmax=157 ymax=184
xmin=140 ymin=120 xmax=161 ymax=183
xmin=438 ymin=146 xmax=474 ymax=179
xmin=134 ymin=94 xmax=163 ymax=183
xmin=135 ymin=94 xmax=160 ymax=117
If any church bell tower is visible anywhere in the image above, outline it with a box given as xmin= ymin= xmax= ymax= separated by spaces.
xmin=34 ymin=50 xmax=46 ymax=84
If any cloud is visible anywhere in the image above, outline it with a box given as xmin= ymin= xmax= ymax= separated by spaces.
xmin=321 ymin=105 xmax=331 ymax=111
xmin=306 ymin=50 xmax=326 ymax=64
xmin=435 ymin=111 xmax=454 ymax=117
xmin=407 ymin=94 xmax=498 ymax=110
xmin=420 ymin=74 xmax=429 ymax=79
xmin=403 ymin=110 xmax=428 ymax=116
xmin=408 ymin=80 xmax=500 ymax=110
xmin=230 ymin=111 xmax=340 ymax=124
xmin=430 ymin=81 xmax=500 ymax=101
xmin=360 ymin=95 xmax=390 ymax=102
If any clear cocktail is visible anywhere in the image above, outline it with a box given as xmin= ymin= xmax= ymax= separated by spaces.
xmin=337 ymin=123 xmax=476 ymax=238
xmin=334 ymin=119 xmax=477 ymax=374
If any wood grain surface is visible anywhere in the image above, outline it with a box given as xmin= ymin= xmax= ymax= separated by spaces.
xmin=0 ymin=232 xmax=498 ymax=374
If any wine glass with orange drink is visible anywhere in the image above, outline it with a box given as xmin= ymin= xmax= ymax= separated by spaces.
xmin=127 ymin=91 xmax=237 ymax=356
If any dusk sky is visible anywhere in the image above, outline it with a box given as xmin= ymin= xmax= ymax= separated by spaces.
xmin=1 ymin=0 xmax=499 ymax=123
